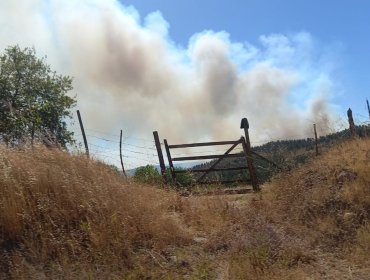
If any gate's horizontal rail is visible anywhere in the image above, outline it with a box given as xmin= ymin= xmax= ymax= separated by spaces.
xmin=168 ymin=140 xmax=240 ymax=149
xmin=172 ymin=153 xmax=243 ymax=161
xmin=185 ymin=187 xmax=253 ymax=196
xmin=174 ymin=166 xmax=247 ymax=173
xmin=197 ymin=179 xmax=252 ymax=185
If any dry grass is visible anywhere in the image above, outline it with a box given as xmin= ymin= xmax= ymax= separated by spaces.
xmin=0 ymin=146 xmax=192 ymax=279
xmin=219 ymin=138 xmax=370 ymax=279
xmin=265 ymin=139 xmax=370 ymax=249
xmin=1 ymin=138 xmax=369 ymax=279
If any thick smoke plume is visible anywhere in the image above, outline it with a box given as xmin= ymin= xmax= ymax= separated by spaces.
xmin=0 ymin=0 xmax=337 ymax=145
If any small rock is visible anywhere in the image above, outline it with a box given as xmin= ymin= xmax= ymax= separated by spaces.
xmin=169 ymin=255 xmax=178 ymax=262
xmin=193 ymin=236 xmax=208 ymax=243
xmin=343 ymin=212 xmax=356 ymax=222
xmin=336 ymin=169 xmax=357 ymax=184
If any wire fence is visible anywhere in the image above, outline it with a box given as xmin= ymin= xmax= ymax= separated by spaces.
xmin=71 ymin=128 xmax=160 ymax=171
xmin=71 ymin=111 xmax=370 ymax=177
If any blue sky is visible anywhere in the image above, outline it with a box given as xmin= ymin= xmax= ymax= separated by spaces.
xmin=120 ymin=0 xmax=370 ymax=119
xmin=1 ymin=0 xmax=369 ymax=168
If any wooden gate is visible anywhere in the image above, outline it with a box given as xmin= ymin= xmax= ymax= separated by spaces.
xmin=152 ymin=118 xmax=282 ymax=192
xmin=164 ymin=136 xmax=259 ymax=190
xmin=153 ymin=118 xmax=261 ymax=191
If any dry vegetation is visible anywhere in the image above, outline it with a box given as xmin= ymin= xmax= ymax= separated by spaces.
xmin=217 ymin=139 xmax=370 ymax=279
xmin=0 ymin=146 xmax=191 ymax=279
xmin=0 ymin=139 xmax=369 ymax=279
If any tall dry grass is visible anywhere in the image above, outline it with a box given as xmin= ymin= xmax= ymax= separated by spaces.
xmin=0 ymin=138 xmax=369 ymax=279
xmin=206 ymin=138 xmax=370 ymax=279
xmin=0 ymin=146 xmax=192 ymax=278
xmin=264 ymin=139 xmax=370 ymax=249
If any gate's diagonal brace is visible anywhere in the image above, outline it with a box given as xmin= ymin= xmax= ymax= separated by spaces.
xmin=251 ymin=151 xmax=283 ymax=170
xmin=196 ymin=138 xmax=242 ymax=183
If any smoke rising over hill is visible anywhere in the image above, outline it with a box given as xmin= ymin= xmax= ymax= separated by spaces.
xmin=0 ymin=0 xmax=339 ymax=143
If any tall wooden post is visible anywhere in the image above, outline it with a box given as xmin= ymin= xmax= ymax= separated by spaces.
xmin=153 ymin=131 xmax=167 ymax=182
xmin=240 ymin=118 xmax=259 ymax=191
xmin=366 ymin=100 xmax=370 ymax=138
xmin=164 ymin=139 xmax=176 ymax=183
xmin=119 ymin=130 xmax=127 ymax=177
xmin=77 ymin=110 xmax=89 ymax=157
xmin=347 ymin=108 xmax=356 ymax=138
xmin=313 ymin=124 xmax=319 ymax=156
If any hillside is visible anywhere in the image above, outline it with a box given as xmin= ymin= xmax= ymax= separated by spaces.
xmin=1 ymin=139 xmax=370 ymax=279
xmin=191 ymin=127 xmax=358 ymax=184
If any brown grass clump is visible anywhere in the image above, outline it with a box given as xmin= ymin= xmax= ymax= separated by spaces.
xmin=1 ymin=138 xmax=369 ymax=279
xmin=265 ymin=139 xmax=370 ymax=250
xmin=201 ymin=138 xmax=370 ymax=279
xmin=0 ymin=146 xmax=191 ymax=279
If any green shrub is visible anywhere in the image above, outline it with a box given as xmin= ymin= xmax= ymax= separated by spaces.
xmin=133 ymin=165 xmax=194 ymax=188
xmin=134 ymin=165 xmax=163 ymax=185
xmin=166 ymin=167 xmax=194 ymax=188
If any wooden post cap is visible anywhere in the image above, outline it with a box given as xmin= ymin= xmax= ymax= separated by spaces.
xmin=347 ymin=108 xmax=352 ymax=117
xmin=240 ymin=118 xmax=249 ymax=129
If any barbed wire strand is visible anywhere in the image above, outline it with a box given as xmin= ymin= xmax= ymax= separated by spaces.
xmin=72 ymin=114 xmax=369 ymax=173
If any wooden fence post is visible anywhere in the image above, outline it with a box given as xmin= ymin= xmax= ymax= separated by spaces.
xmin=164 ymin=139 xmax=176 ymax=183
xmin=313 ymin=124 xmax=319 ymax=156
xmin=77 ymin=110 xmax=89 ymax=157
xmin=119 ymin=130 xmax=127 ymax=177
xmin=365 ymin=99 xmax=369 ymax=138
xmin=153 ymin=131 xmax=167 ymax=182
xmin=240 ymin=118 xmax=259 ymax=191
xmin=347 ymin=108 xmax=356 ymax=138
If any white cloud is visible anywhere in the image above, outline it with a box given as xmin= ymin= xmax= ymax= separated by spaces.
xmin=0 ymin=0 xmax=339 ymax=147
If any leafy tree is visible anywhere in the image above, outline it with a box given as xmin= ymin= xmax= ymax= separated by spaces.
xmin=134 ymin=165 xmax=163 ymax=185
xmin=0 ymin=45 xmax=76 ymax=147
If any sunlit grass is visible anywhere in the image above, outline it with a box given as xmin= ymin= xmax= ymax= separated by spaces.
xmin=0 ymin=138 xmax=369 ymax=279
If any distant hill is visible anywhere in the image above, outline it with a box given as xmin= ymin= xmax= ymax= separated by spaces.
xmin=190 ymin=126 xmax=366 ymax=185
xmin=126 ymin=162 xmax=202 ymax=177
xmin=127 ymin=125 xmax=366 ymax=183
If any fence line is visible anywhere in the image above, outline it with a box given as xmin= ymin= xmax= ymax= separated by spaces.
xmin=72 ymin=126 xmax=160 ymax=170
xmin=72 ymin=107 xmax=370 ymax=179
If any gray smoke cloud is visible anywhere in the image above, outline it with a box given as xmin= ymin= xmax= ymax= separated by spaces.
xmin=0 ymin=0 xmax=338 ymax=147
